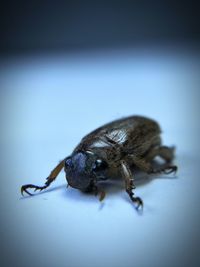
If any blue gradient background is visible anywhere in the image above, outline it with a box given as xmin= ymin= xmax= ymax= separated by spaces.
xmin=0 ymin=48 xmax=200 ymax=267
xmin=1 ymin=1 xmax=200 ymax=267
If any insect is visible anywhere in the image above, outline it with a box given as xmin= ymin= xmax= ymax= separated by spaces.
xmin=21 ymin=115 xmax=177 ymax=210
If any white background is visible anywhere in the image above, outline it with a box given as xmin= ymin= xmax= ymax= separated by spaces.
xmin=0 ymin=48 xmax=200 ymax=267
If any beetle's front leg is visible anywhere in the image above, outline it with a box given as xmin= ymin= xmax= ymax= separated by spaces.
xmin=21 ymin=159 xmax=65 ymax=196
xmin=120 ymin=160 xmax=143 ymax=210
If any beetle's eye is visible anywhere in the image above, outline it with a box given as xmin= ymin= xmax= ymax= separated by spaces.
xmin=65 ymin=158 xmax=72 ymax=168
xmin=93 ymin=159 xmax=108 ymax=172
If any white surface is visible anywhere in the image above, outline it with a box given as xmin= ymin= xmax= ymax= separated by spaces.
xmin=0 ymin=48 xmax=200 ymax=267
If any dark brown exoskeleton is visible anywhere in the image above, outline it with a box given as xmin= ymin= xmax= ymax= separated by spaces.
xmin=21 ymin=116 xmax=177 ymax=210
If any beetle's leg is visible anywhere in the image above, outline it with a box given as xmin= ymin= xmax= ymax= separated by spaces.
xmin=131 ymin=156 xmax=177 ymax=175
xmin=120 ymin=160 xmax=143 ymax=210
xmin=145 ymin=146 xmax=175 ymax=163
xmin=85 ymin=182 xmax=106 ymax=202
xmin=96 ymin=187 xmax=106 ymax=202
xmin=150 ymin=165 xmax=178 ymax=175
xmin=21 ymin=159 xmax=65 ymax=196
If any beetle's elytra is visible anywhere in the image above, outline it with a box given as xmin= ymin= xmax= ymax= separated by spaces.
xmin=21 ymin=115 xmax=177 ymax=210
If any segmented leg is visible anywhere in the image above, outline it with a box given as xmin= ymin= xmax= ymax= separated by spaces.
xmin=145 ymin=146 xmax=175 ymax=163
xmin=151 ymin=165 xmax=177 ymax=175
xmin=130 ymin=147 xmax=177 ymax=175
xmin=120 ymin=160 xmax=143 ymax=210
xmin=21 ymin=159 xmax=65 ymax=196
xmin=85 ymin=182 xmax=106 ymax=202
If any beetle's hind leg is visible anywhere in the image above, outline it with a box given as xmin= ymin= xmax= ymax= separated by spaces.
xmin=21 ymin=160 xmax=65 ymax=196
xmin=131 ymin=146 xmax=177 ymax=175
xmin=144 ymin=146 xmax=177 ymax=175
xmin=120 ymin=160 xmax=143 ymax=210
xmin=145 ymin=146 xmax=175 ymax=164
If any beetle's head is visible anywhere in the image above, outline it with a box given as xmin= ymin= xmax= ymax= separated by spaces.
xmin=64 ymin=151 xmax=108 ymax=190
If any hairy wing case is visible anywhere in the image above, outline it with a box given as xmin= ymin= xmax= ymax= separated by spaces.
xmin=75 ymin=116 xmax=161 ymax=154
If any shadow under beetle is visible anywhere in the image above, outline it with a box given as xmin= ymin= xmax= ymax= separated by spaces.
xmin=21 ymin=115 xmax=177 ymax=210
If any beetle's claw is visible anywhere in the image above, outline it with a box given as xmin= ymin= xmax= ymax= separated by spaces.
xmin=34 ymin=186 xmax=43 ymax=192
xmin=163 ymin=166 xmax=178 ymax=175
xmin=134 ymin=197 xmax=143 ymax=210
xmin=21 ymin=184 xmax=46 ymax=196
xmin=21 ymin=185 xmax=33 ymax=196
xmin=129 ymin=193 xmax=143 ymax=211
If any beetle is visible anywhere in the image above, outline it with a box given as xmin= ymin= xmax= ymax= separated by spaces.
xmin=21 ymin=115 xmax=177 ymax=210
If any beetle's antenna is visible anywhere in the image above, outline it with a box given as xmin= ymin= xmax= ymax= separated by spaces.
xmin=21 ymin=159 xmax=65 ymax=196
